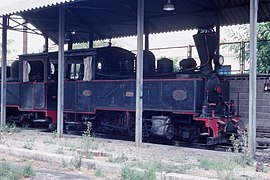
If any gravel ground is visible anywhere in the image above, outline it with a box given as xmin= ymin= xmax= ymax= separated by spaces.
xmin=0 ymin=128 xmax=270 ymax=179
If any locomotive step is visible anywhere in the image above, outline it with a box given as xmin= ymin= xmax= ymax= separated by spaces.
xmin=32 ymin=119 xmax=48 ymax=123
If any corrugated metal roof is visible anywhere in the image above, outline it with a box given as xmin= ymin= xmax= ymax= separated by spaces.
xmin=2 ymin=0 xmax=270 ymax=43
xmin=0 ymin=0 xmax=74 ymax=16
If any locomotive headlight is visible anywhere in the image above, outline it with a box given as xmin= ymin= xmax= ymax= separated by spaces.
xmin=214 ymin=55 xmax=224 ymax=67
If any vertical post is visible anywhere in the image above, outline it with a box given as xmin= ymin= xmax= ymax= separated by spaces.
xmin=145 ymin=33 xmax=149 ymax=51
xmin=145 ymin=24 xmax=149 ymax=51
xmin=23 ymin=20 xmax=28 ymax=54
xmin=57 ymin=6 xmax=65 ymax=138
xmin=1 ymin=16 xmax=8 ymax=127
xmin=135 ymin=0 xmax=144 ymax=147
xmin=216 ymin=23 xmax=220 ymax=56
xmin=187 ymin=45 xmax=192 ymax=58
xmin=248 ymin=0 xmax=258 ymax=158
xmin=88 ymin=32 xmax=93 ymax=48
xmin=44 ymin=35 xmax=49 ymax=53
xmin=240 ymin=41 xmax=246 ymax=74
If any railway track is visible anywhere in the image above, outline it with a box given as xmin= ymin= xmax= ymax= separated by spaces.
xmin=26 ymin=127 xmax=270 ymax=152
xmin=257 ymin=128 xmax=270 ymax=150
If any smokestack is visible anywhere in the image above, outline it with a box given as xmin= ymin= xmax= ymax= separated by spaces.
xmin=193 ymin=31 xmax=218 ymax=73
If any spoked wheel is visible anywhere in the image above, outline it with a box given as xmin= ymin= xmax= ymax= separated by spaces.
xmin=189 ymin=125 xmax=201 ymax=143
xmin=128 ymin=117 xmax=135 ymax=137
xmin=165 ymin=124 xmax=174 ymax=140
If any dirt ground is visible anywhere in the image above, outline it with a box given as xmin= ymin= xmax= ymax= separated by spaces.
xmin=0 ymin=127 xmax=270 ymax=180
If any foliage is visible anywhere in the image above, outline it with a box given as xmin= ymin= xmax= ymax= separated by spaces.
xmin=122 ymin=159 xmax=191 ymax=180
xmin=22 ymin=138 xmax=35 ymax=150
xmin=157 ymin=56 xmax=180 ymax=72
xmin=199 ymin=158 xmax=235 ymax=171
xmin=71 ymin=155 xmax=82 ymax=170
xmin=0 ymin=123 xmax=21 ymax=133
xmin=95 ymin=169 xmax=104 ymax=177
xmin=229 ymin=129 xmax=254 ymax=167
xmin=107 ymin=152 xmax=128 ymax=164
xmin=73 ymin=40 xmax=117 ymax=49
xmin=0 ymin=162 xmax=35 ymax=179
xmin=55 ymin=147 xmax=64 ymax=154
xmin=121 ymin=165 xmax=156 ymax=180
xmin=223 ymin=23 xmax=270 ymax=73
xmin=0 ymin=39 xmax=16 ymax=55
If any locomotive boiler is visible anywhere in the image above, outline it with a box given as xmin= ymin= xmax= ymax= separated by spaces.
xmin=3 ymin=30 xmax=239 ymax=145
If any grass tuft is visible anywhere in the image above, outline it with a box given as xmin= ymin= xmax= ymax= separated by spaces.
xmin=0 ymin=162 xmax=35 ymax=179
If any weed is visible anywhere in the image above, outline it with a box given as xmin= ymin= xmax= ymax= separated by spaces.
xmin=0 ymin=123 xmax=21 ymax=133
xmin=60 ymin=159 xmax=68 ymax=168
xmin=80 ymin=126 xmax=99 ymax=158
xmin=198 ymin=158 xmax=238 ymax=180
xmin=83 ymin=122 xmax=92 ymax=137
xmin=22 ymin=139 xmax=35 ymax=150
xmin=43 ymin=138 xmax=54 ymax=144
xmin=71 ymin=155 xmax=82 ymax=170
xmin=121 ymin=165 xmax=146 ymax=180
xmin=52 ymin=130 xmax=57 ymax=138
xmin=199 ymin=158 xmax=235 ymax=171
xmin=0 ymin=162 xmax=35 ymax=179
xmin=107 ymin=152 xmax=128 ymax=163
xmin=230 ymin=129 xmax=254 ymax=167
xmin=55 ymin=147 xmax=64 ymax=154
xmin=95 ymin=169 xmax=104 ymax=177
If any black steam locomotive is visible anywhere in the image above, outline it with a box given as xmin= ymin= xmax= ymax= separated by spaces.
xmin=3 ymin=30 xmax=239 ymax=145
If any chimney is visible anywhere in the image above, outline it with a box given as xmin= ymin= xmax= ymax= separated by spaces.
xmin=193 ymin=31 xmax=218 ymax=73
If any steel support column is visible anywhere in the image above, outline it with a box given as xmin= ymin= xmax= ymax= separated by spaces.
xmin=57 ymin=6 xmax=65 ymax=138
xmin=145 ymin=24 xmax=149 ymax=51
xmin=23 ymin=20 xmax=28 ymax=54
xmin=135 ymin=0 xmax=144 ymax=147
xmin=1 ymin=16 xmax=8 ymax=127
xmin=88 ymin=32 xmax=93 ymax=48
xmin=216 ymin=20 xmax=220 ymax=56
xmin=248 ymin=0 xmax=258 ymax=158
xmin=44 ymin=35 xmax=49 ymax=53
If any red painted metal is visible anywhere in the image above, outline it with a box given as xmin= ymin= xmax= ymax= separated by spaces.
xmin=46 ymin=110 xmax=57 ymax=124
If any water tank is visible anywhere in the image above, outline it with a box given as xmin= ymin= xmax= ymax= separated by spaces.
xmin=143 ymin=50 xmax=156 ymax=76
xmin=179 ymin=58 xmax=197 ymax=71
xmin=10 ymin=60 xmax=19 ymax=80
xmin=157 ymin=58 xmax=173 ymax=74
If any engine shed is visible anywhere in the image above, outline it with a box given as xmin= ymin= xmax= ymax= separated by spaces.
xmin=1 ymin=0 xmax=269 ymax=156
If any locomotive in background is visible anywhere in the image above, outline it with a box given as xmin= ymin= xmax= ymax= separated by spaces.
xmin=3 ymin=29 xmax=239 ymax=145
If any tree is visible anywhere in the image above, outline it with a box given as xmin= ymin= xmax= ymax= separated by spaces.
xmin=73 ymin=40 xmax=117 ymax=49
xmin=0 ymin=39 xmax=16 ymax=55
xmin=223 ymin=23 xmax=270 ymax=74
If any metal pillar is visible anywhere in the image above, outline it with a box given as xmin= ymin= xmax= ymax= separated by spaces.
xmin=44 ymin=36 xmax=49 ymax=53
xmin=145 ymin=33 xmax=149 ymax=51
xmin=57 ymin=6 xmax=65 ymax=138
xmin=187 ymin=45 xmax=192 ymax=58
xmin=135 ymin=0 xmax=144 ymax=147
xmin=1 ymin=16 xmax=8 ymax=127
xmin=216 ymin=23 xmax=220 ymax=56
xmin=145 ymin=24 xmax=149 ymax=51
xmin=240 ymin=41 xmax=246 ymax=74
xmin=88 ymin=32 xmax=93 ymax=48
xmin=248 ymin=0 xmax=258 ymax=158
xmin=23 ymin=20 xmax=28 ymax=54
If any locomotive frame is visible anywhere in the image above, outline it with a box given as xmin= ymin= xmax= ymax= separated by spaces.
xmin=4 ymin=30 xmax=239 ymax=145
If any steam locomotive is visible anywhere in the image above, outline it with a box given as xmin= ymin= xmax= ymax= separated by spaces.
xmin=3 ymin=30 xmax=239 ymax=145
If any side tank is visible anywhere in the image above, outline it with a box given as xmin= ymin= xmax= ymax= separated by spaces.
xmin=157 ymin=58 xmax=173 ymax=74
xmin=143 ymin=50 xmax=156 ymax=76
xmin=9 ymin=60 xmax=20 ymax=81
